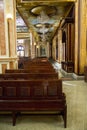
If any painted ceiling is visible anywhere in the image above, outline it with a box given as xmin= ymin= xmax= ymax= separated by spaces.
xmin=16 ymin=0 xmax=75 ymax=43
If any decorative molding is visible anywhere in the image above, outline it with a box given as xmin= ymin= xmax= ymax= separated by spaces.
xmin=0 ymin=57 xmax=18 ymax=62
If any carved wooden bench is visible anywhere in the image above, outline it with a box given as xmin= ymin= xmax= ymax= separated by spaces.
xmin=24 ymin=65 xmax=54 ymax=69
xmin=0 ymin=79 xmax=67 ymax=127
xmin=0 ymin=73 xmax=58 ymax=80
xmin=5 ymin=69 xmax=56 ymax=73
xmin=20 ymin=59 xmax=54 ymax=69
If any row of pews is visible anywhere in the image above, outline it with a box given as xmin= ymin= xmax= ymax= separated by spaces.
xmin=0 ymin=58 xmax=67 ymax=128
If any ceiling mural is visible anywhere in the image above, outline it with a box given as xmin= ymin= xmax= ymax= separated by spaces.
xmin=16 ymin=0 xmax=75 ymax=43
xmin=16 ymin=11 xmax=28 ymax=32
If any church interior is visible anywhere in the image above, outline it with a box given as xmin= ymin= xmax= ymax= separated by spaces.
xmin=0 ymin=0 xmax=87 ymax=130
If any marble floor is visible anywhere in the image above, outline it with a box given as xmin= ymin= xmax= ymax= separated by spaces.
xmin=0 ymin=80 xmax=87 ymax=130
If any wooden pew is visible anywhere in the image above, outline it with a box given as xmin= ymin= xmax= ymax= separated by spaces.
xmin=0 ymin=73 xmax=58 ymax=80
xmin=23 ymin=66 xmax=54 ymax=70
xmin=23 ymin=62 xmax=54 ymax=68
xmin=18 ymin=57 xmax=54 ymax=69
xmin=23 ymin=63 xmax=52 ymax=68
xmin=0 ymin=79 xmax=67 ymax=128
xmin=22 ymin=58 xmax=53 ymax=69
xmin=24 ymin=65 xmax=54 ymax=69
xmin=5 ymin=69 xmax=56 ymax=73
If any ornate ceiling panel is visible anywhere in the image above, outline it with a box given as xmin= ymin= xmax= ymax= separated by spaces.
xmin=16 ymin=0 xmax=75 ymax=43
xmin=16 ymin=11 xmax=28 ymax=32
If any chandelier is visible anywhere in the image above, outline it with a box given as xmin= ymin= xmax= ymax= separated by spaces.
xmin=37 ymin=10 xmax=49 ymax=24
xmin=39 ymin=25 xmax=49 ymax=34
xmin=36 ymin=10 xmax=50 ymax=43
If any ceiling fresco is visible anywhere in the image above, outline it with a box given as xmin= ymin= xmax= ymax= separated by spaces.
xmin=16 ymin=11 xmax=28 ymax=32
xmin=16 ymin=0 xmax=75 ymax=43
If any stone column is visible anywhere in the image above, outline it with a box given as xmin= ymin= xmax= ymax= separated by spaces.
xmin=0 ymin=0 xmax=18 ymax=73
xmin=47 ymin=42 xmax=49 ymax=58
xmin=52 ymin=36 xmax=56 ymax=60
xmin=24 ymin=39 xmax=30 ymax=57
xmin=0 ymin=0 xmax=7 ymax=73
xmin=86 ymin=1 xmax=87 ymax=64
xmin=74 ymin=0 xmax=87 ymax=75
xmin=58 ymin=29 xmax=62 ymax=63
xmin=29 ymin=31 xmax=33 ymax=58
xmin=0 ymin=0 xmax=6 ymax=56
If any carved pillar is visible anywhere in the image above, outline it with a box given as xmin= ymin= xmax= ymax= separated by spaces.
xmin=0 ymin=0 xmax=18 ymax=73
xmin=6 ymin=0 xmax=18 ymax=69
xmin=0 ymin=0 xmax=7 ymax=73
xmin=52 ymin=36 xmax=56 ymax=60
xmin=86 ymin=1 xmax=87 ymax=63
xmin=47 ymin=42 xmax=50 ymax=58
xmin=74 ymin=0 xmax=87 ymax=75
xmin=0 ymin=0 xmax=6 ymax=56
xmin=24 ymin=39 xmax=30 ymax=57
xmin=58 ymin=29 xmax=62 ymax=63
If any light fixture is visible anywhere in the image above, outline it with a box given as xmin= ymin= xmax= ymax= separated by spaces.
xmin=32 ymin=6 xmax=55 ymax=44
xmin=39 ymin=25 xmax=49 ymax=34
xmin=34 ymin=42 xmax=36 ymax=45
xmin=37 ymin=10 xmax=49 ymax=24
xmin=36 ymin=11 xmax=50 ymax=43
xmin=36 ymin=45 xmax=39 ymax=48
xmin=30 ymin=5 xmax=57 ymax=16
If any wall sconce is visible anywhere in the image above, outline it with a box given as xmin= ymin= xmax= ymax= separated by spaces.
xmin=36 ymin=45 xmax=39 ymax=48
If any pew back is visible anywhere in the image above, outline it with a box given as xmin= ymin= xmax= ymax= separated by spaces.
xmin=5 ymin=69 xmax=56 ymax=73
xmin=0 ymin=73 xmax=58 ymax=80
xmin=0 ymin=79 xmax=67 ymax=127
xmin=0 ymin=79 xmax=63 ymax=100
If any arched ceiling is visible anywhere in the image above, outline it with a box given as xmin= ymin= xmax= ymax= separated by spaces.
xmin=16 ymin=0 xmax=75 ymax=43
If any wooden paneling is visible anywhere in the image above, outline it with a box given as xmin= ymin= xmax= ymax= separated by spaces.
xmin=0 ymin=87 xmax=2 ymax=96
xmin=5 ymin=87 xmax=16 ymax=96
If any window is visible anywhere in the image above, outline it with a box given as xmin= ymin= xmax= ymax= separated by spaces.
xmin=17 ymin=45 xmax=24 ymax=57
